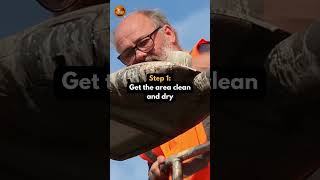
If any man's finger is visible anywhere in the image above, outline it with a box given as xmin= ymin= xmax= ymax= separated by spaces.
xmin=149 ymin=156 xmax=169 ymax=180
xmin=157 ymin=155 xmax=166 ymax=164
xmin=150 ymin=160 xmax=161 ymax=174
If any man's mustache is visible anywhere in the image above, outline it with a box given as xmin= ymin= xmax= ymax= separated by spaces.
xmin=145 ymin=55 xmax=166 ymax=62
xmin=145 ymin=48 xmax=171 ymax=62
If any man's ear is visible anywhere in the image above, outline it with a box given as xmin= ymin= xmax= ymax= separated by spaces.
xmin=163 ymin=25 xmax=177 ymax=44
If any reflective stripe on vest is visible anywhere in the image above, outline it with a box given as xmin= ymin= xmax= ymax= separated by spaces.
xmin=144 ymin=150 xmax=157 ymax=163
xmin=142 ymin=117 xmax=210 ymax=164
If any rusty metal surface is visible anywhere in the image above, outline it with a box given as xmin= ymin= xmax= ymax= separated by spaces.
xmin=110 ymin=62 xmax=210 ymax=160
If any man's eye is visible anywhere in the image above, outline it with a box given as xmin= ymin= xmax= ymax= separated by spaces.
xmin=138 ymin=38 xmax=151 ymax=48
xmin=122 ymin=49 xmax=135 ymax=58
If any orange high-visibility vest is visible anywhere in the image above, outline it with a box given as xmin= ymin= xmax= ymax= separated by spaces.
xmin=140 ymin=39 xmax=210 ymax=180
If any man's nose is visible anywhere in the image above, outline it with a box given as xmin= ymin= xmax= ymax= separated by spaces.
xmin=135 ymin=50 xmax=148 ymax=64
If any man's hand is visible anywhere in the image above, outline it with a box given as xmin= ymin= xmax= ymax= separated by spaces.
xmin=148 ymin=156 xmax=169 ymax=180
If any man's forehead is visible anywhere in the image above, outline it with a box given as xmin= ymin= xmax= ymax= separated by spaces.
xmin=114 ymin=13 xmax=155 ymax=47
xmin=118 ymin=12 xmax=154 ymax=29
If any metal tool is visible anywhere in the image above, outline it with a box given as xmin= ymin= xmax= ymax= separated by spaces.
xmin=160 ymin=142 xmax=210 ymax=180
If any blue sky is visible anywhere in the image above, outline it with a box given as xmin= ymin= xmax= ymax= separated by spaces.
xmin=110 ymin=0 xmax=210 ymax=180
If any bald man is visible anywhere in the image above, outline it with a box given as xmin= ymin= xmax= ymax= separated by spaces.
xmin=113 ymin=10 xmax=210 ymax=180
xmin=113 ymin=10 xmax=210 ymax=72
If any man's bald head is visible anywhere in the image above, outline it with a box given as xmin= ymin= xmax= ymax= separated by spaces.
xmin=114 ymin=12 xmax=157 ymax=52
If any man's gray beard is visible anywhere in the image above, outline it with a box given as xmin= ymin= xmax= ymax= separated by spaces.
xmin=145 ymin=39 xmax=173 ymax=62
